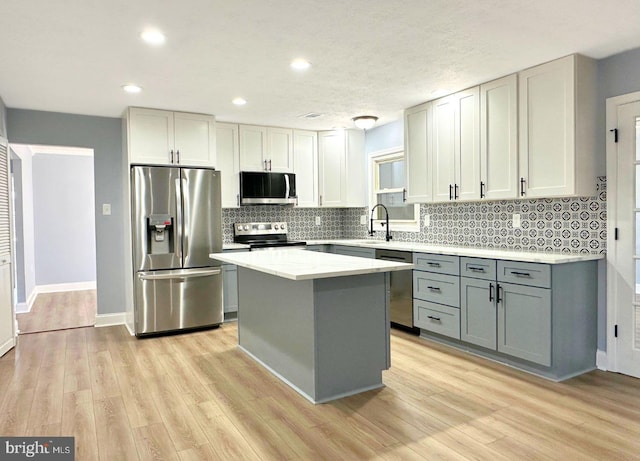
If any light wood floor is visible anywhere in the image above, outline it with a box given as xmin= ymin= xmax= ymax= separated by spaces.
xmin=1 ymin=323 xmax=639 ymax=460
xmin=17 ymin=290 xmax=96 ymax=334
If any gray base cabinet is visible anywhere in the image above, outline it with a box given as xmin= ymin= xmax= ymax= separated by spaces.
xmin=498 ymin=282 xmax=551 ymax=366
xmin=222 ymin=264 xmax=238 ymax=318
xmin=332 ymin=245 xmax=376 ymax=259
xmin=417 ymin=254 xmax=598 ymax=381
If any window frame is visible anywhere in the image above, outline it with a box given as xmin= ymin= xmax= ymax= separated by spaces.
xmin=368 ymin=147 xmax=420 ymax=233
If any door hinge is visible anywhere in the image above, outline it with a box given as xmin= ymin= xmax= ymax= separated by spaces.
xmin=615 ymin=228 xmax=619 ymax=240
xmin=615 ymin=324 xmax=618 ymax=338
xmin=610 ymin=128 xmax=619 ymax=143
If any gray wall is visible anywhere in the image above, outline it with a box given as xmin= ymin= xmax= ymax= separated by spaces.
xmin=0 ymin=96 xmax=6 ymax=139
xmin=7 ymin=109 xmax=124 ymax=315
xmin=32 ymin=153 xmax=96 ymax=285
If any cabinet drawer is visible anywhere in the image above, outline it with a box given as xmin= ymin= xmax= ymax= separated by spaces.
xmin=460 ymin=257 xmax=496 ymax=280
xmin=413 ymin=271 xmax=460 ymax=307
xmin=413 ymin=253 xmax=459 ymax=275
xmin=414 ymin=300 xmax=460 ymax=339
xmin=497 ymin=261 xmax=550 ymax=288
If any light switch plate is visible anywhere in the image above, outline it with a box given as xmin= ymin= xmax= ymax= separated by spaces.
xmin=512 ymin=213 xmax=521 ymax=228
xmin=424 ymin=214 xmax=430 ymax=227
xmin=102 ymin=204 xmax=111 ymax=216
xmin=315 ymin=216 xmax=321 ymax=226
xmin=360 ymin=215 xmax=367 ymax=225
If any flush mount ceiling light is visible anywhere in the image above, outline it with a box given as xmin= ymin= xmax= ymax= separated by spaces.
xmin=141 ymin=29 xmax=166 ymax=45
xmin=232 ymin=97 xmax=247 ymax=106
xmin=290 ymin=58 xmax=311 ymax=71
xmin=122 ymin=84 xmax=142 ymax=94
xmin=352 ymin=115 xmax=378 ymax=130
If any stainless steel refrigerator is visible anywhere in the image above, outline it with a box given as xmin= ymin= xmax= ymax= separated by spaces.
xmin=131 ymin=165 xmax=223 ymax=336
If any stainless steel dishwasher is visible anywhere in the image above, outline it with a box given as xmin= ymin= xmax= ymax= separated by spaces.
xmin=375 ymin=249 xmax=418 ymax=334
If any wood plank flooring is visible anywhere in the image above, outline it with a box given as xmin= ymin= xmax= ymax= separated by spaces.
xmin=16 ymin=290 xmax=96 ymax=334
xmin=1 ymin=323 xmax=639 ymax=460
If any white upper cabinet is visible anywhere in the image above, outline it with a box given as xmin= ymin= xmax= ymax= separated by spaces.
xmin=216 ymin=123 xmax=240 ymax=208
xmin=318 ymin=130 xmax=365 ymax=207
xmin=293 ymin=130 xmax=318 ymax=207
xmin=404 ymin=102 xmax=433 ymax=203
xmin=480 ymin=74 xmax=519 ymax=200
xmin=518 ymin=54 xmax=598 ymax=198
xmin=239 ymin=125 xmax=293 ymax=172
xmin=127 ymin=107 xmax=216 ymax=167
xmin=432 ymin=88 xmax=480 ymax=202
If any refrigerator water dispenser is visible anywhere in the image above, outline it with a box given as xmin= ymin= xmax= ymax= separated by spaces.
xmin=147 ymin=214 xmax=173 ymax=254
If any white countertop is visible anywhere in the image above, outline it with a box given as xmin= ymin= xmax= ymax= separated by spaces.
xmin=304 ymin=239 xmax=604 ymax=264
xmin=210 ymin=249 xmax=414 ymax=281
xmin=222 ymin=243 xmax=250 ymax=251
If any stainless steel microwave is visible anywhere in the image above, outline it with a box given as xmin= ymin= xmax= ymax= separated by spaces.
xmin=239 ymin=171 xmax=297 ymax=205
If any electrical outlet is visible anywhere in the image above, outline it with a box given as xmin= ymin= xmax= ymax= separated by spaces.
xmin=424 ymin=214 xmax=430 ymax=227
xmin=360 ymin=215 xmax=367 ymax=225
xmin=102 ymin=203 xmax=112 ymax=215
xmin=512 ymin=213 xmax=521 ymax=228
xmin=315 ymin=216 xmax=321 ymax=226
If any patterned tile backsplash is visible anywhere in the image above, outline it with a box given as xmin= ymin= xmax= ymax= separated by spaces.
xmin=224 ymin=177 xmax=607 ymax=254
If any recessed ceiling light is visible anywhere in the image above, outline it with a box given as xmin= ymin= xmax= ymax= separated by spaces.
xmin=141 ymin=29 xmax=166 ymax=46
xmin=122 ymin=84 xmax=142 ymax=94
xmin=290 ymin=58 xmax=311 ymax=71
xmin=232 ymin=97 xmax=247 ymax=106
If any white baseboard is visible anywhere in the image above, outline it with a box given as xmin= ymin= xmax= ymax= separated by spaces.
xmin=596 ymin=349 xmax=608 ymax=371
xmin=0 ymin=336 xmax=16 ymax=358
xmin=15 ymin=289 xmax=38 ymax=314
xmin=95 ymin=312 xmax=126 ymax=328
xmin=36 ymin=281 xmax=97 ymax=294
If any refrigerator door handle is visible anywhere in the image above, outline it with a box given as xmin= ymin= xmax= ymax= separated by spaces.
xmin=138 ymin=268 xmax=222 ymax=281
xmin=180 ymin=177 xmax=190 ymax=262
xmin=175 ymin=178 xmax=184 ymax=263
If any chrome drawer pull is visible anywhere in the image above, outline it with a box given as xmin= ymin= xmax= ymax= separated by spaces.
xmin=511 ymin=271 xmax=531 ymax=277
xmin=427 ymin=315 xmax=441 ymax=321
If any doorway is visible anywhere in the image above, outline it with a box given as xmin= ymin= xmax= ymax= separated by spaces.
xmin=607 ymin=92 xmax=640 ymax=378
xmin=10 ymin=144 xmax=97 ymax=334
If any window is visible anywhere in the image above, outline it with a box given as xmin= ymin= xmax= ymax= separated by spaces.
xmin=370 ymin=149 xmax=419 ymax=232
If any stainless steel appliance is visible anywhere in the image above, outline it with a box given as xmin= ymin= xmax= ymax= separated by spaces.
xmin=131 ymin=166 xmax=223 ymax=336
xmin=233 ymin=222 xmax=306 ymax=250
xmin=239 ymin=171 xmax=297 ymax=205
xmin=375 ymin=249 xmax=418 ymax=334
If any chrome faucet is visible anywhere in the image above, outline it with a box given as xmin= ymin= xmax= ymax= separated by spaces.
xmin=369 ymin=203 xmax=392 ymax=242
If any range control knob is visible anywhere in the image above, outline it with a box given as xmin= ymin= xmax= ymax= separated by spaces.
xmin=274 ymin=224 xmax=279 ymax=230
xmin=281 ymin=223 xmax=286 ymax=230
xmin=243 ymin=225 xmax=249 ymax=231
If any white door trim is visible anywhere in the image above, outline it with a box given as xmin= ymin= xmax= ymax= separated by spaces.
xmin=605 ymin=90 xmax=640 ymax=373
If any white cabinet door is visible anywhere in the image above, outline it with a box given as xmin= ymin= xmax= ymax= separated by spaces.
xmin=345 ymin=130 xmax=366 ymax=207
xmin=318 ymin=130 xmax=346 ymax=207
xmin=432 ymin=95 xmax=457 ymax=202
xmin=173 ymin=112 xmax=216 ymax=167
xmin=480 ymin=74 xmax=518 ymax=199
xmin=404 ymin=102 xmax=433 ymax=203
xmin=128 ymin=108 xmax=175 ymax=165
xmin=239 ymin=125 xmax=267 ymax=171
xmin=519 ymin=56 xmax=574 ymax=198
xmin=293 ymin=130 xmax=318 ymax=207
xmin=216 ymin=123 xmax=240 ymax=208
xmin=518 ymin=55 xmax=599 ymax=198
xmin=267 ymin=127 xmax=293 ymax=172
xmin=457 ymin=87 xmax=480 ymax=201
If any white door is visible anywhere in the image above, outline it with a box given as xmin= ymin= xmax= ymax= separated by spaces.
xmin=293 ymin=130 xmax=318 ymax=207
xmin=0 ymin=139 xmax=15 ymax=357
xmin=128 ymin=107 xmax=175 ymax=165
xmin=404 ymin=102 xmax=433 ymax=203
xmin=457 ymin=87 xmax=481 ymax=201
xmin=608 ymin=97 xmax=640 ymax=378
xmin=239 ymin=125 xmax=267 ymax=171
xmin=267 ymin=127 xmax=293 ymax=172
xmin=216 ymin=123 xmax=240 ymax=208
xmin=432 ymin=95 xmax=456 ymax=202
xmin=318 ymin=131 xmax=345 ymax=207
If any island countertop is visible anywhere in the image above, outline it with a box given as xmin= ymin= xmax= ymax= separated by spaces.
xmin=210 ymin=248 xmax=414 ymax=281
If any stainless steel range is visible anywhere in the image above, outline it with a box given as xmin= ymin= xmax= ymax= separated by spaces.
xmin=233 ymin=222 xmax=306 ymax=250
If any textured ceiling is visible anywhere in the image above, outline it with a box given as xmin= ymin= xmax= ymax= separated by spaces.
xmin=1 ymin=0 xmax=640 ymax=130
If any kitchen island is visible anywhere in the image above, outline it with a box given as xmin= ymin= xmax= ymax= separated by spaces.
xmin=210 ymin=249 xmax=413 ymax=403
